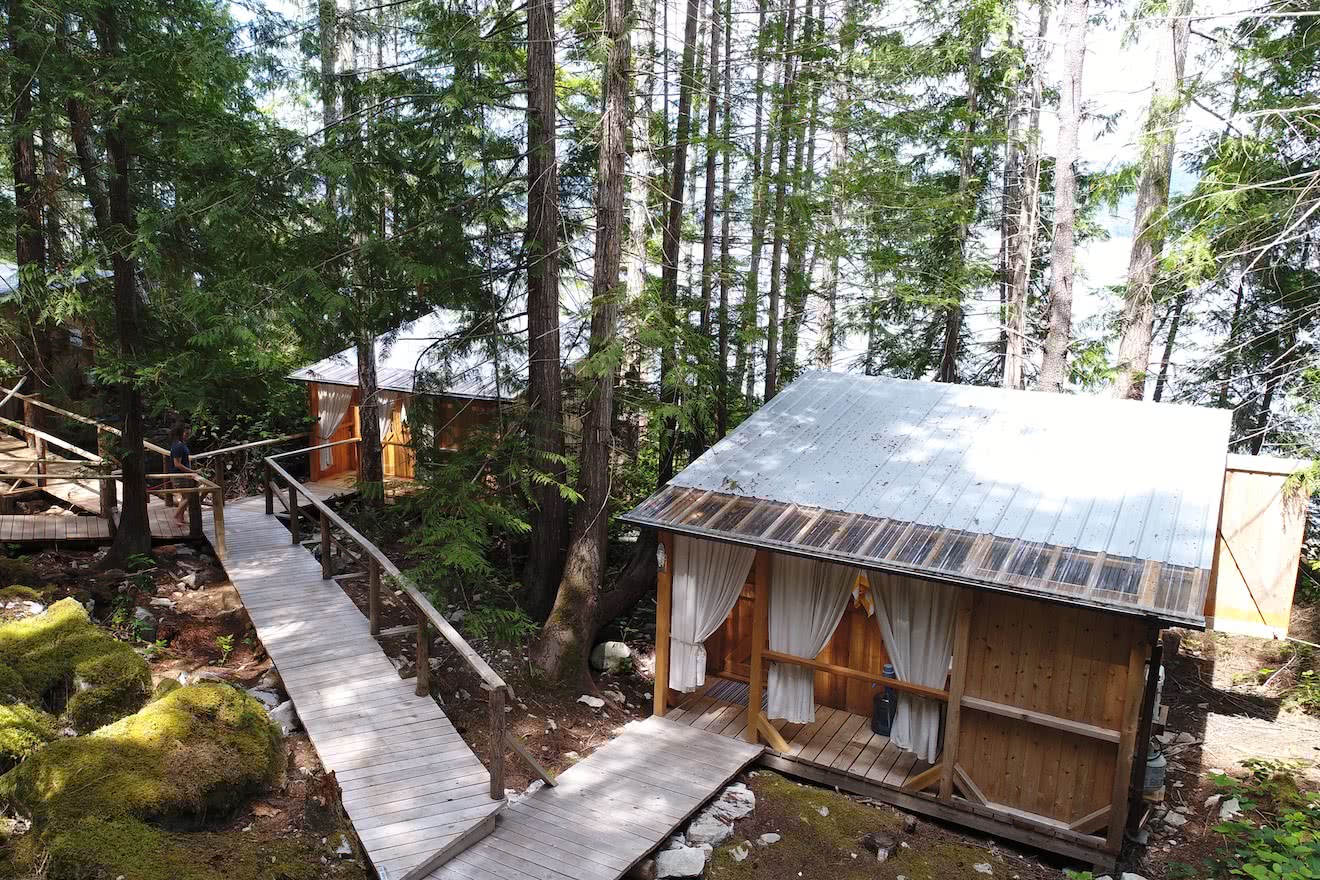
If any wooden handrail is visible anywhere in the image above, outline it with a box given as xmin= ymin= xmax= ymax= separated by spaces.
xmin=268 ymin=436 xmax=360 ymax=460
xmin=761 ymin=650 xmax=950 ymax=702
xmin=13 ymin=392 xmax=171 ymax=456
xmin=0 ymin=414 xmax=103 ymax=462
xmin=264 ymin=455 xmax=509 ymax=697
xmin=192 ymin=432 xmax=310 ymax=462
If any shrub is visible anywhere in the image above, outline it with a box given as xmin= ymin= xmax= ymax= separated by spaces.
xmin=1206 ymin=759 xmax=1320 ymax=880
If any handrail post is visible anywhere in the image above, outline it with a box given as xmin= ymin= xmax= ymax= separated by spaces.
xmin=21 ymin=394 xmax=36 ymax=449
xmin=187 ymin=486 xmax=203 ymax=538
xmin=162 ymin=452 xmax=175 ymax=507
xmin=34 ymin=437 xmax=47 ymax=488
xmin=211 ymin=487 xmax=227 ymax=558
xmin=415 ymin=614 xmax=430 ymax=696
xmin=264 ymin=461 xmax=274 ymax=514
xmin=488 ymin=685 xmax=506 ymax=800
xmin=289 ymin=484 xmax=300 ymax=544
xmin=319 ymin=510 xmax=332 ymax=579
xmin=97 ymin=430 xmax=117 ymax=512
xmin=214 ymin=453 xmax=226 ymax=499
xmin=368 ymin=557 xmax=381 ymax=636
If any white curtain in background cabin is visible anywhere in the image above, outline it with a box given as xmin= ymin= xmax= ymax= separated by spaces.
xmin=376 ymin=391 xmax=400 ymax=441
xmin=669 ymin=535 xmax=756 ymax=692
xmin=316 ymin=384 xmax=353 ymax=469
xmin=766 ymin=555 xmax=858 ymax=724
xmin=869 ymin=573 xmax=959 ymax=763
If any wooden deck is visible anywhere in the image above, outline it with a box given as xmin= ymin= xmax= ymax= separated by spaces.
xmin=204 ymin=496 xmax=503 ymax=880
xmin=668 ymin=678 xmax=934 ymax=790
xmin=432 ymin=716 xmax=763 ymax=880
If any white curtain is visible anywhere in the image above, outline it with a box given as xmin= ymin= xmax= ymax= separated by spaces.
xmin=767 ymin=555 xmax=858 ymax=724
xmin=669 ymin=536 xmax=756 ymax=691
xmin=870 ymin=573 xmax=960 ymax=763
xmin=376 ymin=391 xmax=400 ymax=441
xmin=316 ymin=385 xmax=353 ymax=469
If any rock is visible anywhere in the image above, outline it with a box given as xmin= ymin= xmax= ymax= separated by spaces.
xmin=1163 ymin=812 xmax=1187 ymax=828
xmin=729 ymin=842 xmax=751 ymax=863
xmin=860 ymin=831 xmax=898 ymax=863
xmin=590 ymin=641 xmax=634 ymax=673
xmin=1219 ymin=797 xmax=1241 ymax=820
xmin=577 ymin=695 xmax=605 ymax=709
xmin=816 ymin=805 xmax=829 ymax=816
xmin=655 ymin=845 xmax=705 ymax=879
xmin=1204 ymin=794 xmax=1222 ymax=811
xmin=269 ymin=701 xmax=302 ymax=736
xmin=902 ymin=814 xmax=918 ymax=834
xmin=132 ymin=606 xmax=158 ymax=640
xmin=246 ymin=688 xmax=283 ymax=710
xmin=258 ymin=669 xmax=283 ymax=690
xmin=450 ymin=609 xmax=466 ymax=624
xmin=603 ymin=689 xmax=626 ymax=704
xmin=175 ymin=546 xmax=196 ymax=556
xmin=1120 ymin=874 xmax=1150 ymax=880
xmin=664 ymin=834 xmax=686 ymax=851
xmin=1175 ymin=732 xmax=1197 ymax=744
xmin=707 ymin=783 xmax=756 ymax=822
xmin=697 ymin=844 xmax=712 ymax=863
xmin=335 ymin=837 xmax=353 ymax=857
xmin=178 ymin=574 xmax=197 ymax=589
xmin=148 ymin=598 xmax=175 ymax=609
xmin=685 ymin=813 xmax=732 ymax=847
xmin=757 ymin=833 xmax=781 ymax=846
xmin=973 ymin=864 xmax=993 ymax=875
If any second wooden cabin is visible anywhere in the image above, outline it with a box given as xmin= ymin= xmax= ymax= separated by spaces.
xmin=624 ymin=371 xmax=1309 ymax=869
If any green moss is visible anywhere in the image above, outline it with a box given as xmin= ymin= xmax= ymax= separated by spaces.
xmin=0 ymin=683 xmax=282 ymax=832
xmin=0 ymin=559 xmax=37 ymax=590
xmin=153 ymin=677 xmax=183 ymax=700
xmin=0 ymin=704 xmax=57 ymax=770
xmin=0 ymin=587 xmax=42 ymax=603
xmin=0 ymin=598 xmax=151 ymax=732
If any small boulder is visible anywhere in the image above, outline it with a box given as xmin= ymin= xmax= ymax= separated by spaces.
xmin=707 ymin=782 xmax=756 ymax=822
xmin=1219 ymin=797 xmax=1242 ymax=820
xmin=132 ymin=607 xmax=158 ymax=641
xmin=590 ymin=641 xmax=633 ymax=673
xmin=757 ymin=832 xmax=781 ymax=846
xmin=973 ymin=864 xmax=993 ymax=875
xmin=269 ymin=701 xmax=302 ymax=736
xmin=1120 ymin=874 xmax=1150 ymax=880
xmin=860 ymin=831 xmax=898 ymax=863
xmin=603 ymin=689 xmax=626 ymax=704
xmin=902 ymin=814 xmax=918 ymax=834
xmin=655 ymin=845 xmax=705 ymax=879
xmin=577 ymin=695 xmax=605 ymax=709
xmin=685 ymin=812 xmax=732 ymax=847
xmin=1164 ymin=812 xmax=1187 ymax=828
xmin=246 ymin=688 xmax=283 ymax=710
xmin=729 ymin=842 xmax=751 ymax=863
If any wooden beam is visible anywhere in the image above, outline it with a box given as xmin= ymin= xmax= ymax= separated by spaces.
xmin=756 ymin=712 xmax=791 ymax=754
xmin=940 ymin=588 xmax=975 ymax=799
xmin=488 ymin=684 xmax=506 ymax=800
xmin=398 ymin=808 xmax=500 ymax=880
xmin=746 ymin=549 xmax=770 ymax=744
xmin=1069 ymin=805 xmax=1111 ymax=835
xmin=959 ymin=696 xmax=1121 ymax=744
xmin=953 ymin=763 xmax=987 ymax=805
xmin=0 ymin=413 xmax=102 ymax=462
xmin=1107 ymin=637 xmax=1150 ymax=850
xmin=504 ymin=731 xmax=557 ymax=787
xmin=368 ymin=557 xmax=381 ymax=637
xmin=653 ymin=531 xmax=674 ymax=716
xmin=762 ymin=651 xmax=950 ymax=702
xmin=415 ymin=615 xmax=430 ymax=697
xmin=902 ymin=762 xmax=944 ymax=794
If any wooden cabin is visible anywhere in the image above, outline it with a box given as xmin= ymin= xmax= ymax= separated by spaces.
xmin=289 ymin=309 xmax=514 ymax=484
xmin=622 ymin=372 xmax=1310 ymax=869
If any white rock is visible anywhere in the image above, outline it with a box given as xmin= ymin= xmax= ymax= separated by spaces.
xmin=1219 ymin=797 xmax=1242 ymax=820
xmin=269 ymin=701 xmax=302 ymax=735
xmin=686 ymin=813 xmax=733 ymax=847
xmin=178 ymin=573 xmax=197 ymax=588
xmin=590 ymin=640 xmax=633 ymax=673
xmin=246 ymin=688 xmax=283 ymax=709
xmin=758 ymin=833 xmax=781 ymax=846
xmin=707 ymin=783 xmax=756 ymax=822
xmin=603 ymin=689 xmax=626 ymax=704
xmin=973 ymin=864 xmax=993 ymax=875
xmin=664 ymin=834 xmax=686 ymax=851
xmin=546 ymin=718 xmax=557 ymax=731
xmin=729 ymin=842 xmax=751 ymax=863
xmin=1120 ymin=874 xmax=1150 ymax=880
xmin=816 ymin=805 xmax=829 ymax=817
xmin=1204 ymin=794 xmax=1222 ymax=810
xmin=149 ymin=598 xmax=175 ymax=608
xmin=1164 ymin=812 xmax=1187 ymax=828
xmin=577 ymin=695 xmax=605 ymax=709
xmin=1175 ymin=732 xmax=1197 ymax=744
xmin=656 ymin=845 xmax=706 ymax=879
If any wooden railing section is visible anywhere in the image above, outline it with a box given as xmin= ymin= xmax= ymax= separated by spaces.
xmin=261 ymin=442 xmax=555 ymax=799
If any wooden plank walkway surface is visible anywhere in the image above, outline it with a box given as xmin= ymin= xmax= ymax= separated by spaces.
xmin=205 ymin=496 xmax=503 ymax=880
xmin=430 ymin=716 xmax=764 ymax=880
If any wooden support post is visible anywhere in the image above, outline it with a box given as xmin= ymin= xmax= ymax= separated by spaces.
xmin=653 ymin=531 xmax=674 ymax=716
xmin=289 ymin=485 xmax=300 ymax=544
xmin=368 ymin=557 xmax=381 ymax=637
xmin=1128 ymin=636 xmax=1164 ymax=833
xmin=940 ymin=588 xmax=975 ymax=800
xmin=214 ymin=453 xmax=226 ymax=499
xmin=489 ymin=685 xmax=507 ymax=800
xmin=34 ymin=437 xmax=47 ymax=488
xmin=187 ymin=489 xmax=203 ymax=538
xmin=319 ymin=510 xmax=332 ymax=579
xmin=264 ymin=461 xmax=274 ymax=515
xmin=211 ymin=488 xmax=226 ymax=558
xmin=162 ymin=453 xmax=175 ymax=507
xmin=21 ymin=396 xmax=36 ymax=449
xmin=415 ymin=614 xmax=430 ymax=696
xmin=97 ymin=431 xmax=117 ymax=512
xmin=1107 ymin=635 xmax=1150 ymax=851
xmin=746 ymin=549 xmax=770 ymax=744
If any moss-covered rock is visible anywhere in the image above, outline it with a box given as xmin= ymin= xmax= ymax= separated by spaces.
xmin=0 ymin=586 xmax=42 ymax=603
xmin=152 ymin=677 xmax=183 ymax=700
xmin=0 ymin=703 xmax=57 ymax=771
xmin=0 ymin=598 xmax=151 ymax=732
xmin=0 ymin=559 xmax=38 ymax=590
xmin=0 ymin=683 xmax=282 ymax=832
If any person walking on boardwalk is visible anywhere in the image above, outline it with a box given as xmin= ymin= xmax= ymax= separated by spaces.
xmin=168 ymin=423 xmax=197 ymax=526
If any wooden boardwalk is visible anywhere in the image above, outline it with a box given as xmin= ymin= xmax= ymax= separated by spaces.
xmin=668 ymin=678 xmax=934 ymax=790
xmin=432 ymin=716 xmax=763 ymax=880
xmin=204 ymin=496 xmax=504 ymax=880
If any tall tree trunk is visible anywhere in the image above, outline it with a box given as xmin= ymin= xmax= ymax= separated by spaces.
xmin=1249 ymin=327 xmax=1295 ymax=455
xmin=97 ymin=10 xmax=150 ymax=565
xmin=9 ymin=0 xmax=48 ymax=397
xmin=1151 ymin=291 xmax=1187 ymax=402
xmin=937 ymin=38 xmax=983 ymax=383
xmin=1037 ymin=0 xmax=1089 ymax=392
xmin=319 ymin=0 xmax=339 ymax=212
xmin=815 ymin=0 xmax=857 ymax=371
xmin=622 ymin=0 xmax=655 ymax=459
xmin=1217 ymin=276 xmax=1244 ymax=407
xmin=524 ymin=0 xmax=568 ymax=610
xmin=763 ymin=0 xmax=798 ymax=401
xmin=698 ymin=0 xmax=719 ymax=338
xmin=1111 ymin=0 xmax=1193 ymax=400
xmin=779 ymin=4 xmax=818 ymax=386
xmin=734 ymin=0 xmax=771 ymax=404
xmin=533 ymin=0 xmax=630 ymax=682
xmin=656 ymin=0 xmax=701 ymax=487
xmin=1000 ymin=3 xmax=1047 ymax=391
xmin=716 ymin=0 xmax=733 ymax=436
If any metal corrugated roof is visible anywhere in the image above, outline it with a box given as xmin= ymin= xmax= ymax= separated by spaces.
xmin=289 ymin=309 xmax=525 ymax=400
xmin=622 ymin=371 xmax=1232 ymax=627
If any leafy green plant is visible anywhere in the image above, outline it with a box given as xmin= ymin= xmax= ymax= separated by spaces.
xmin=1207 ymin=759 xmax=1320 ymax=880
xmin=126 ymin=554 xmax=156 ymax=573
xmin=462 ymin=607 xmax=538 ymax=646
xmin=215 ymin=635 xmax=235 ymax=665
xmin=1286 ymin=669 xmax=1320 ymax=716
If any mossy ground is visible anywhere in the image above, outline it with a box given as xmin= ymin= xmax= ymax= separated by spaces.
xmin=0 ymin=588 xmax=42 ymax=604
xmin=0 ymin=705 xmax=56 ymax=771
xmin=0 ymin=598 xmax=151 ymax=731
xmin=706 ymin=772 xmax=1019 ymax=880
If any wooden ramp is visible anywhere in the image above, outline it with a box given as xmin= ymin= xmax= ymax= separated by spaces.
xmin=204 ymin=496 xmax=503 ymax=880
xmin=429 ymin=716 xmax=764 ymax=880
